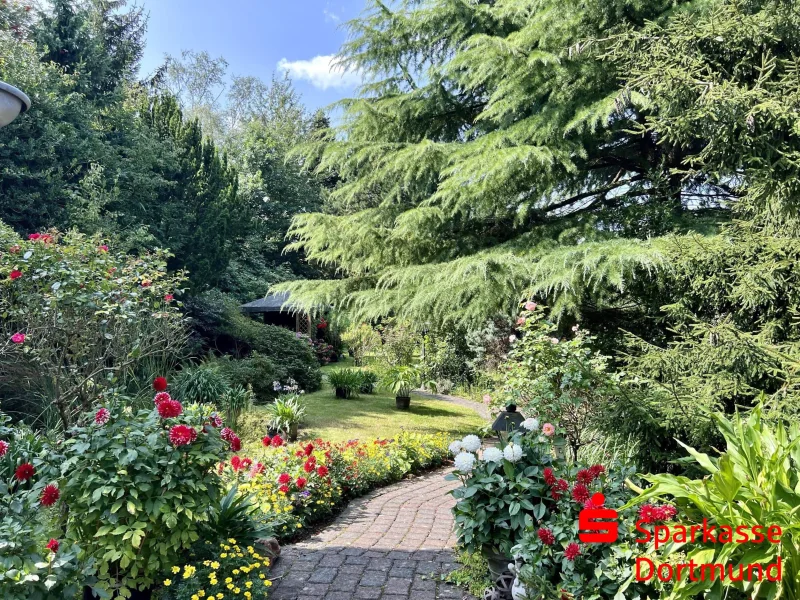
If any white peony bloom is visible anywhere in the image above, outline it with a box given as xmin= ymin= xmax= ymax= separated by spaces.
xmin=449 ymin=440 xmax=464 ymax=455
xmin=454 ymin=451 xmax=476 ymax=473
xmin=482 ymin=447 xmax=504 ymax=463
xmin=503 ymin=443 xmax=523 ymax=463
xmin=521 ymin=418 xmax=540 ymax=432
xmin=461 ymin=434 xmax=482 ymax=453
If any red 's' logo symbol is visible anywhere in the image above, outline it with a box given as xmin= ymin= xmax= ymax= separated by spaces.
xmin=578 ymin=493 xmax=619 ymax=543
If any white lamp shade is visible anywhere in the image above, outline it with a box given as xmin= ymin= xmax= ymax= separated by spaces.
xmin=0 ymin=81 xmax=31 ymax=127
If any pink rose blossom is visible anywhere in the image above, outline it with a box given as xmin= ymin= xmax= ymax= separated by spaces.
xmin=524 ymin=301 xmax=537 ymax=311
xmin=10 ymin=332 xmax=25 ymax=344
xmin=542 ymin=423 xmax=556 ymax=436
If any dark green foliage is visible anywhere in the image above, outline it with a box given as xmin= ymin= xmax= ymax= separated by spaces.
xmin=213 ymin=354 xmax=281 ymax=403
xmin=184 ymin=290 xmax=322 ymax=393
xmin=200 ymin=486 xmax=275 ymax=548
xmin=172 ymin=364 xmax=230 ymax=405
xmin=358 ymin=370 xmax=379 ymax=394
xmin=327 ymin=368 xmax=363 ymax=399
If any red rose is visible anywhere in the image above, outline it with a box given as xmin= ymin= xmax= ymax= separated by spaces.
xmin=46 ymin=539 xmax=59 ymax=553
xmin=14 ymin=463 xmax=35 ymax=482
xmin=153 ymin=377 xmax=168 ymax=392
xmin=40 ymin=484 xmax=60 ymax=507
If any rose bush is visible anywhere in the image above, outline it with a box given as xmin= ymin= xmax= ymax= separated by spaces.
xmin=0 ymin=226 xmax=187 ymax=429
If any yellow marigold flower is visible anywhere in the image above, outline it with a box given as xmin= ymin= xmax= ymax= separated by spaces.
xmin=234 ymin=588 xmax=241 ymax=594
xmin=198 ymin=591 xmax=205 ymax=598
xmin=247 ymin=546 xmax=255 ymax=553
xmin=258 ymin=574 xmax=265 ymax=580
xmin=184 ymin=565 xmax=197 ymax=578
xmin=240 ymin=567 xmax=250 ymax=574
xmin=163 ymin=579 xmax=172 ymax=587
xmin=227 ymin=538 xmax=237 ymax=544
xmin=225 ymin=577 xmax=233 ymax=584
xmin=236 ymin=553 xmax=244 ymax=558
xmin=227 ymin=583 xmax=234 ymax=590
xmin=192 ymin=595 xmax=199 ymax=600
xmin=211 ymin=561 xmax=220 ymax=569
xmin=172 ymin=566 xmax=180 ymax=574
xmin=245 ymin=581 xmax=253 ymax=588
xmin=244 ymin=593 xmax=251 ymax=599
xmin=232 ymin=569 xmax=240 ymax=575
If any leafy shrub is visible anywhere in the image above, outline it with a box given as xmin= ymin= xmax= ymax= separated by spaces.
xmin=327 ymin=368 xmax=363 ymax=399
xmin=172 ymin=364 xmax=230 ymax=404
xmin=341 ymin=323 xmax=381 ymax=366
xmin=310 ymin=337 xmax=337 ymax=364
xmin=60 ymin=394 xmax=235 ymax=596
xmin=0 ymin=414 xmax=88 ymax=598
xmin=0 ymin=226 xmax=187 ymax=429
xmin=379 ymin=365 xmax=434 ymax=397
xmin=212 ymin=353 xmax=280 ymax=402
xmin=184 ymin=290 xmax=322 ymax=393
xmin=358 ymin=370 xmax=379 ymax=394
xmin=160 ymin=539 xmax=273 ymax=600
xmin=200 ymin=486 xmax=274 ymax=548
xmin=375 ymin=318 xmax=420 ymax=367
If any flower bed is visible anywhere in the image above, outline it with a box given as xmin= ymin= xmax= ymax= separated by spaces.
xmin=221 ymin=431 xmax=451 ymax=539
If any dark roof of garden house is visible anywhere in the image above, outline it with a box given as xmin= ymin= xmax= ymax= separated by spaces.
xmin=240 ymin=292 xmax=297 ymax=314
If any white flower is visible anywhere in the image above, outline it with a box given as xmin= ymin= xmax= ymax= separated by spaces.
xmin=449 ymin=440 xmax=464 ymax=455
xmin=509 ymin=334 xmax=517 ymax=343
xmin=273 ymin=380 xmax=282 ymax=391
xmin=462 ymin=434 xmax=481 ymax=453
xmin=482 ymin=447 xmax=503 ymax=463
xmin=522 ymin=418 xmax=540 ymax=432
xmin=503 ymin=443 xmax=523 ymax=463
xmin=454 ymin=451 xmax=476 ymax=473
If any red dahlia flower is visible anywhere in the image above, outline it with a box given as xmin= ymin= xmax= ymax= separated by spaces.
xmin=304 ymin=443 xmax=314 ymax=456
xmin=303 ymin=461 xmax=315 ymax=474
xmin=278 ymin=473 xmax=291 ymax=484
xmin=220 ymin=427 xmax=236 ymax=442
xmin=588 ymin=464 xmax=605 ymax=479
xmin=0 ymin=440 xmax=8 ymax=457
xmin=153 ymin=377 xmax=168 ymax=392
xmin=14 ymin=463 xmax=35 ymax=481
xmin=576 ymin=469 xmax=593 ymax=486
xmin=157 ymin=399 xmax=182 ymax=419
xmin=230 ymin=436 xmax=242 ymax=452
xmin=209 ymin=413 xmax=223 ymax=428
xmin=572 ymin=483 xmax=590 ymax=504
xmin=164 ymin=294 xmax=174 ymax=302
xmin=28 ymin=233 xmax=41 ymax=241
xmin=169 ymin=425 xmax=196 ymax=447
xmin=46 ymin=539 xmax=59 ymax=553
xmin=241 ymin=458 xmax=252 ymax=470
xmin=537 ymin=528 xmax=555 ymax=546
xmin=638 ymin=503 xmax=677 ymax=523
xmin=153 ymin=392 xmax=171 ymax=405
xmin=279 ymin=484 xmax=290 ymax=494
xmin=296 ymin=477 xmax=307 ymax=490
xmin=231 ymin=456 xmax=242 ymax=471
xmin=564 ymin=543 xmax=581 ymax=561
xmin=543 ymin=467 xmax=556 ymax=486
xmin=316 ymin=465 xmax=329 ymax=477
xmin=95 ymin=408 xmax=110 ymax=426
xmin=40 ymin=484 xmax=60 ymax=507
xmin=9 ymin=270 xmax=22 ymax=280
xmin=261 ymin=435 xmax=272 ymax=447
xmin=271 ymin=435 xmax=284 ymax=447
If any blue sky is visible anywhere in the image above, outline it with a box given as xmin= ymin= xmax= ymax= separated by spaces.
xmin=138 ymin=0 xmax=366 ymax=112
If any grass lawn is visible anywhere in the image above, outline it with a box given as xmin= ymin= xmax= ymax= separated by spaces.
xmin=244 ymin=357 xmax=486 ymax=443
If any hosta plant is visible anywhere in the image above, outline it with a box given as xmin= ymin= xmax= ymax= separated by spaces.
xmin=60 ymin=387 xmax=235 ymax=597
xmin=626 ymin=406 xmax=800 ymax=600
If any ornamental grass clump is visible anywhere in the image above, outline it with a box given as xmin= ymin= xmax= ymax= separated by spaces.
xmin=60 ymin=379 xmax=240 ymax=597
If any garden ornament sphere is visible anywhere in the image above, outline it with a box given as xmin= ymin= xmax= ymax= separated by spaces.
xmin=0 ymin=81 xmax=31 ymax=127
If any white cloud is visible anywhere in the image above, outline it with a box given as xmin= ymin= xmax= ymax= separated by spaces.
xmin=277 ymin=55 xmax=362 ymax=90
xmin=323 ymin=8 xmax=341 ymax=23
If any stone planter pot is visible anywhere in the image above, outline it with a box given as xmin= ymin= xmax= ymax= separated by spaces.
xmin=483 ymin=551 xmax=513 ymax=581
xmin=395 ymin=395 xmax=411 ymax=410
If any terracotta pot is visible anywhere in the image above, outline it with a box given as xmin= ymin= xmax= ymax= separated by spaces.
xmin=395 ymin=396 xmax=411 ymax=410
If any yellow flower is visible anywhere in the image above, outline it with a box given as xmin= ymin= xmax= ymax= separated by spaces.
xmin=263 ymin=579 xmax=272 ymax=587
xmin=234 ymin=588 xmax=241 ymax=594
xmin=198 ymin=591 xmax=205 ymax=598
xmin=225 ymin=577 xmax=233 ymax=584
xmin=258 ymin=574 xmax=265 ymax=580
xmin=171 ymin=566 xmax=180 ymax=574
xmin=220 ymin=553 xmax=228 ymax=558
xmin=210 ymin=561 xmax=220 ymax=569
xmin=227 ymin=583 xmax=234 ymax=590
xmin=227 ymin=538 xmax=237 ymax=544
xmin=216 ymin=595 xmax=224 ymax=600
xmin=245 ymin=581 xmax=253 ymax=588
xmin=163 ymin=579 xmax=172 ymax=587
xmin=244 ymin=593 xmax=251 ymax=599
xmin=232 ymin=569 xmax=240 ymax=575
xmin=192 ymin=595 xmax=199 ymax=600
xmin=184 ymin=565 xmax=197 ymax=578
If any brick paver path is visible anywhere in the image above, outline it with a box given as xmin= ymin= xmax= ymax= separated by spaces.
xmin=268 ymin=469 xmax=476 ymax=600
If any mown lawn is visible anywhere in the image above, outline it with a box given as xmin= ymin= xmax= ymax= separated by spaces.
xmin=242 ymin=357 xmax=486 ymax=443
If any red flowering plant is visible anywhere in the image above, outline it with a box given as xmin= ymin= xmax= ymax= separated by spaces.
xmin=513 ymin=461 xmax=664 ymax=599
xmin=59 ymin=390 xmax=233 ymax=598
xmin=0 ymin=412 xmax=88 ymax=597
xmin=0 ymin=226 xmax=187 ymax=430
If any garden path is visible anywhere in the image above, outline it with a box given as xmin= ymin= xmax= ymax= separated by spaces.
xmin=268 ymin=468 xmax=476 ymax=600
xmin=413 ymin=390 xmax=489 ymax=420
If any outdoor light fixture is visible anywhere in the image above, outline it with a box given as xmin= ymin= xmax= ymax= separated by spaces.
xmin=0 ymin=81 xmax=31 ymax=128
xmin=491 ymin=403 xmax=525 ymax=435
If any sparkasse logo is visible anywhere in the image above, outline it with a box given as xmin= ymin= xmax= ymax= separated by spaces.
xmin=578 ymin=493 xmax=618 ymax=543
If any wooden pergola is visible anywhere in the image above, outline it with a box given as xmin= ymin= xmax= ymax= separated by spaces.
xmin=240 ymin=292 xmax=314 ymax=335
